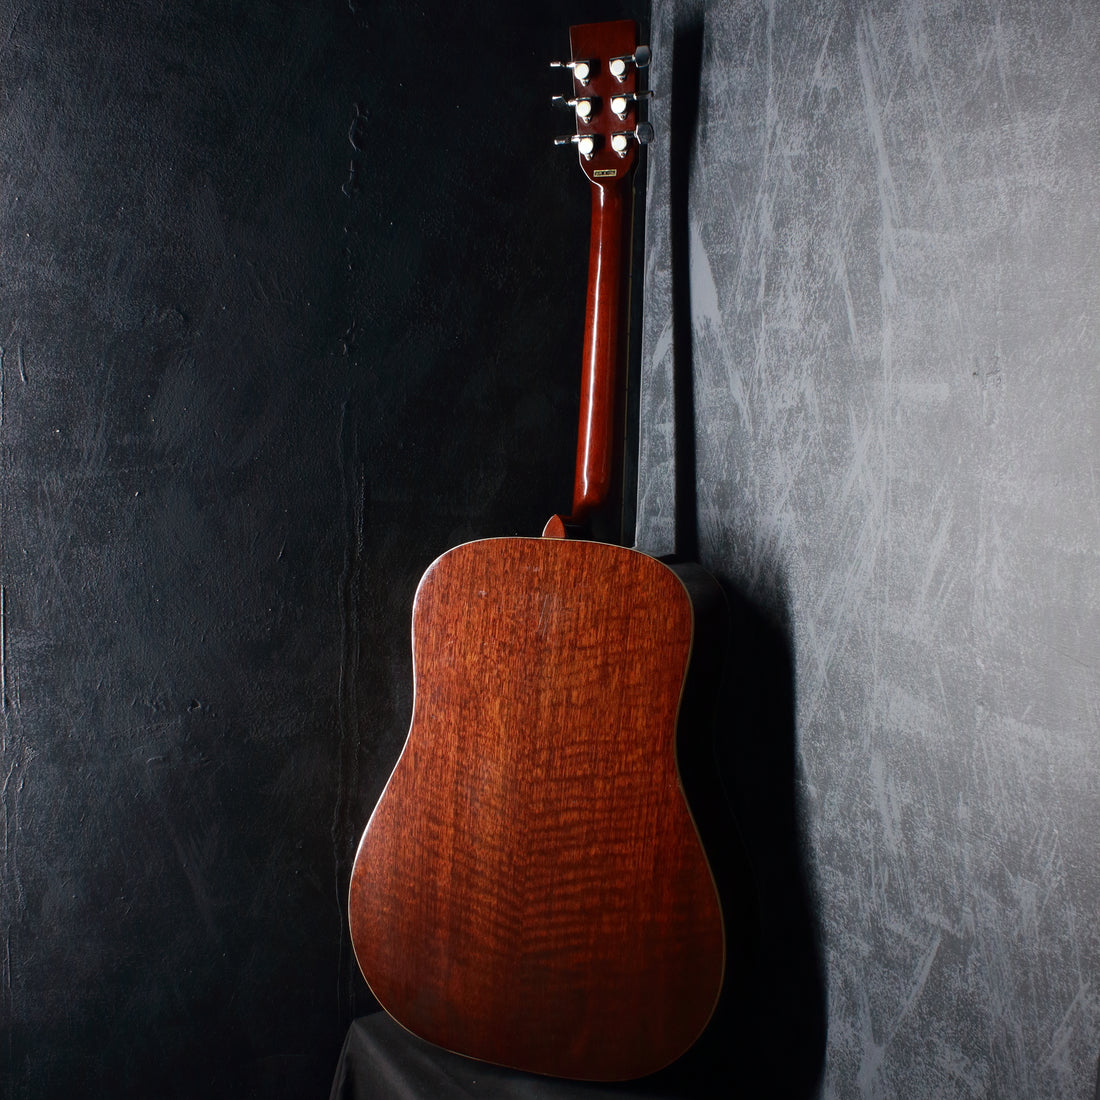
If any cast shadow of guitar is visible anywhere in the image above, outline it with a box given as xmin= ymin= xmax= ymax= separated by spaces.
xmin=634 ymin=15 xmax=827 ymax=1099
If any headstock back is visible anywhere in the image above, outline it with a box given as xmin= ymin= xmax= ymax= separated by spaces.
xmin=553 ymin=20 xmax=651 ymax=186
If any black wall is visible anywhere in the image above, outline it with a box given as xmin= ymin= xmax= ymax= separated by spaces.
xmin=0 ymin=2 xmax=640 ymax=1095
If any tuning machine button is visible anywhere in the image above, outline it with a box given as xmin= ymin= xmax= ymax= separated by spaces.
xmin=610 ymin=122 xmax=654 ymax=157
xmin=554 ymin=132 xmax=599 ymax=159
xmin=608 ymin=45 xmax=651 ymax=81
xmin=550 ymin=58 xmax=592 ymax=85
xmin=609 ymin=89 xmax=653 ymax=119
xmin=551 ymin=94 xmax=596 ymax=121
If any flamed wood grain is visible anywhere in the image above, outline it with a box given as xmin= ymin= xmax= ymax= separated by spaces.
xmin=348 ymin=537 xmax=725 ymax=1081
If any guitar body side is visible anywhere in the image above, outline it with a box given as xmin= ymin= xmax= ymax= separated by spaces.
xmin=348 ymin=537 xmax=724 ymax=1082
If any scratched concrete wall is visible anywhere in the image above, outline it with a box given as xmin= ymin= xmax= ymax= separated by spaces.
xmin=640 ymin=1 xmax=1099 ymax=1096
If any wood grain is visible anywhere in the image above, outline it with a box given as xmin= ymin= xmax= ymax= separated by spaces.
xmin=569 ymin=180 xmax=630 ymax=530
xmin=348 ymin=537 xmax=725 ymax=1081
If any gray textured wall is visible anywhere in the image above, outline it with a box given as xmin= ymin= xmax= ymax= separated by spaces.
xmin=639 ymin=1 xmax=1099 ymax=1096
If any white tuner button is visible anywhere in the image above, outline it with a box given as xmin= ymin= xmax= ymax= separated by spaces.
xmin=610 ymin=133 xmax=630 ymax=155
xmin=610 ymin=95 xmax=629 ymax=117
xmin=550 ymin=58 xmax=593 ymax=85
xmin=607 ymin=47 xmax=651 ymax=82
xmin=554 ymin=133 xmax=600 ymax=158
xmin=553 ymin=94 xmax=595 ymax=119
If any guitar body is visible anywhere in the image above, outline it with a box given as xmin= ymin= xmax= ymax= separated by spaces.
xmin=348 ymin=21 xmax=729 ymax=1083
xmin=348 ymin=537 xmax=724 ymax=1081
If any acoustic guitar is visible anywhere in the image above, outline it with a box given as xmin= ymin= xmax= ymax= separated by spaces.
xmin=348 ymin=20 xmax=725 ymax=1082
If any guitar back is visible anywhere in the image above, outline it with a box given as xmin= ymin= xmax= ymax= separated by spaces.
xmin=348 ymin=536 xmax=724 ymax=1081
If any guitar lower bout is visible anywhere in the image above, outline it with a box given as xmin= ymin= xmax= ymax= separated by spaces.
xmin=349 ymin=536 xmax=725 ymax=1081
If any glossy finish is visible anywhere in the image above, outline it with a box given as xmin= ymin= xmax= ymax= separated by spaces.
xmin=349 ymin=18 xmax=726 ymax=1084
xmin=349 ymin=537 xmax=724 ymax=1081
xmin=569 ymin=181 xmax=630 ymax=528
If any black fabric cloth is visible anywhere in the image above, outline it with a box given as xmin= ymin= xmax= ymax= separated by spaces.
xmin=328 ymin=1013 xmax=719 ymax=1100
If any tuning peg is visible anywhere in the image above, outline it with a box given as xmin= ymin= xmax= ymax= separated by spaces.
xmin=608 ymin=89 xmax=653 ymax=120
xmin=554 ymin=133 xmax=598 ymax=159
xmin=609 ymin=122 xmax=654 ymax=157
xmin=608 ymin=45 xmax=651 ymax=81
xmin=551 ymin=94 xmax=596 ymax=121
xmin=549 ymin=58 xmax=592 ymax=85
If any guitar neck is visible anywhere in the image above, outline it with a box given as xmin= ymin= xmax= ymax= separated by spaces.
xmin=572 ymin=174 xmax=631 ymax=531
xmin=545 ymin=20 xmax=649 ymax=541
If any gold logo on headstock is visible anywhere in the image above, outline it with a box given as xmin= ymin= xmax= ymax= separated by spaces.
xmin=593 ymin=168 xmax=618 ymax=178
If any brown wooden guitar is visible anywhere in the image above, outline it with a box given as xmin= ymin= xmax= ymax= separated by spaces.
xmin=348 ymin=20 xmax=724 ymax=1082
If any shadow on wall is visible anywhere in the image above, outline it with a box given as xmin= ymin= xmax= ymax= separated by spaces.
xmin=662 ymin=13 xmax=827 ymax=1097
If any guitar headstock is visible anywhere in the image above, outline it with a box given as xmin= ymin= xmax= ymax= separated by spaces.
xmin=552 ymin=20 xmax=652 ymax=186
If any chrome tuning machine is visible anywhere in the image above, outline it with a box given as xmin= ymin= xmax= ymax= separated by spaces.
xmin=608 ymin=89 xmax=653 ymax=119
xmin=551 ymin=94 xmax=596 ymax=122
xmin=609 ymin=122 xmax=654 ymax=157
xmin=553 ymin=132 xmax=599 ymax=159
xmin=549 ymin=58 xmax=593 ymax=85
xmin=608 ymin=45 xmax=651 ymax=81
